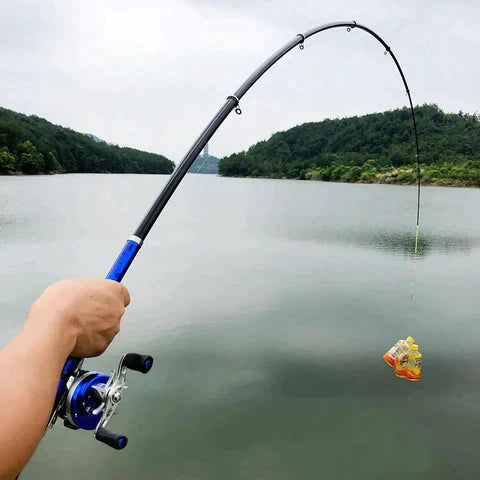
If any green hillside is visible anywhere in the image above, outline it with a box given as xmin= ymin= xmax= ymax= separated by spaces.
xmin=0 ymin=107 xmax=174 ymax=175
xmin=219 ymin=104 xmax=480 ymax=186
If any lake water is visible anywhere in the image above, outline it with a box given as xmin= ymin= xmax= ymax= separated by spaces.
xmin=1 ymin=174 xmax=479 ymax=479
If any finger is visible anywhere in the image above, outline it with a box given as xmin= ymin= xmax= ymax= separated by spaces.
xmin=120 ymin=284 xmax=131 ymax=307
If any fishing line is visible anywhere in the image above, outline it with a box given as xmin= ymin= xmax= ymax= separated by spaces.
xmin=346 ymin=26 xmax=421 ymax=294
xmin=408 ymin=91 xmax=421 ymax=299
xmin=195 ymin=156 xmax=209 ymax=173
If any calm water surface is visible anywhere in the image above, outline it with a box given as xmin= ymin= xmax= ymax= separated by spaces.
xmin=1 ymin=174 xmax=479 ymax=479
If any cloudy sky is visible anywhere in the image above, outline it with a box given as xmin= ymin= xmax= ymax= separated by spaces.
xmin=1 ymin=0 xmax=479 ymax=163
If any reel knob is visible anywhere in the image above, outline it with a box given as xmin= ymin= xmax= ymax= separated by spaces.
xmin=95 ymin=427 xmax=128 ymax=450
xmin=123 ymin=353 xmax=154 ymax=374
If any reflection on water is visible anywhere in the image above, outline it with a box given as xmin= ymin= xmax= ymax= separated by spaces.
xmin=86 ymin=320 xmax=480 ymax=480
xmin=282 ymin=227 xmax=480 ymax=256
xmin=1 ymin=175 xmax=479 ymax=479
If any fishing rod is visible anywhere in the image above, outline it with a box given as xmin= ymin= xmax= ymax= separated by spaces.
xmin=47 ymin=20 xmax=421 ymax=450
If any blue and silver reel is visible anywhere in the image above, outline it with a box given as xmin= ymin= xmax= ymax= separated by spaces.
xmin=49 ymin=353 xmax=153 ymax=449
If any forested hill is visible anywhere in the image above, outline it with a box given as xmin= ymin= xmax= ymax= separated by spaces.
xmin=0 ymin=107 xmax=174 ymax=174
xmin=219 ymin=105 xmax=480 ymax=186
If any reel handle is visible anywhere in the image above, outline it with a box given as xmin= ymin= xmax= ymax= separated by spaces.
xmin=123 ymin=353 xmax=153 ymax=374
xmin=95 ymin=427 xmax=128 ymax=450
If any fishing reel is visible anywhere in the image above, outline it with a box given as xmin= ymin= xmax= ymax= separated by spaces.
xmin=49 ymin=353 xmax=153 ymax=449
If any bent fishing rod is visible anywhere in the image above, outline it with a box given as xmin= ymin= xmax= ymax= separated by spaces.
xmin=47 ymin=20 xmax=421 ymax=450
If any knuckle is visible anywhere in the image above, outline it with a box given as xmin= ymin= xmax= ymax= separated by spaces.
xmin=105 ymin=279 xmax=120 ymax=294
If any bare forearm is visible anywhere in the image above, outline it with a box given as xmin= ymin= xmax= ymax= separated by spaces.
xmin=0 ymin=316 xmax=75 ymax=480
xmin=0 ymin=278 xmax=128 ymax=479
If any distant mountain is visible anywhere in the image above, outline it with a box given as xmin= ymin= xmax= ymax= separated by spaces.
xmin=188 ymin=154 xmax=219 ymax=174
xmin=0 ymin=106 xmax=175 ymax=175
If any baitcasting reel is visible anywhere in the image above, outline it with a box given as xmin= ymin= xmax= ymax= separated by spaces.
xmin=48 ymin=353 xmax=153 ymax=449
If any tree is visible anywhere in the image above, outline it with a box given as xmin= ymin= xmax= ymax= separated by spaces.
xmin=0 ymin=149 xmax=16 ymax=173
xmin=16 ymin=140 xmax=44 ymax=174
xmin=389 ymin=148 xmax=406 ymax=167
xmin=45 ymin=151 xmax=63 ymax=172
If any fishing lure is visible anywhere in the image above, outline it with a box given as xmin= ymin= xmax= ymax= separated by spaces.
xmin=46 ymin=20 xmax=421 ymax=449
xmin=383 ymin=336 xmax=422 ymax=381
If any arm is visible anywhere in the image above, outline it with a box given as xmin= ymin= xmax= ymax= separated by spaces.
xmin=0 ymin=279 xmax=130 ymax=480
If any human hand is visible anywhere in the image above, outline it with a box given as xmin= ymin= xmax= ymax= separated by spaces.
xmin=27 ymin=278 xmax=130 ymax=358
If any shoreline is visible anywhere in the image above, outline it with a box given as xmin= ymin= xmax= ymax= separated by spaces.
xmin=217 ymin=174 xmax=479 ymax=188
xmin=1 ymin=172 xmax=478 ymax=189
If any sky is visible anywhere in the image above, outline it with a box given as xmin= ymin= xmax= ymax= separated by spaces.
xmin=1 ymin=0 xmax=479 ymax=163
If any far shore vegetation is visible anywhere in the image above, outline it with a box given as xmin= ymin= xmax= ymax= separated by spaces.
xmin=0 ymin=106 xmax=174 ymax=175
xmin=219 ymin=104 xmax=480 ymax=187
xmin=3 ymin=104 xmax=479 ymax=187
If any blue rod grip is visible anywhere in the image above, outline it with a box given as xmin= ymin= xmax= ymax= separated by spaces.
xmin=106 ymin=240 xmax=142 ymax=282
xmin=53 ymin=239 xmax=142 ymax=412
